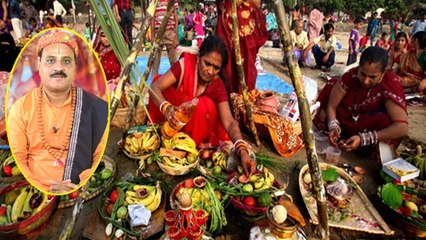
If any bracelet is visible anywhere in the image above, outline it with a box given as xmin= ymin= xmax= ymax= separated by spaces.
xmin=359 ymin=130 xmax=378 ymax=147
xmin=159 ymin=101 xmax=171 ymax=115
xmin=328 ymin=119 xmax=341 ymax=134
xmin=233 ymin=139 xmax=246 ymax=150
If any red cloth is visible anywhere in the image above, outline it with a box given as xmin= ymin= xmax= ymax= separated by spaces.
xmin=316 ymin=67 xmax=406 ymax=145
xmin=148 ymin=53 xmax=230 ymax=146
xmin=216 ymin=0 xmax=268 ymax=93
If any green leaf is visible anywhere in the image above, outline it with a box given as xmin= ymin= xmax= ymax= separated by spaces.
xmin=380 ymin=183 xmax=403 ymax=209
xmin=322 ymin=168 xmax=338 ymax=182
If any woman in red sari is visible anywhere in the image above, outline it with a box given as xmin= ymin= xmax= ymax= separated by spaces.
xmin=387 ymin=31 xmax=409 ymax=70
xmin=314 ymin=46 xmax=408 ymax=156
xmin=93 ymin=28 xmax=121 ymax=92
xmin=148 ymin=35 xmax=256 ymax=175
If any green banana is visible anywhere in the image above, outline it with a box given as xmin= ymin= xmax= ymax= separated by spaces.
xmin=11 ymin=187 xmax=29 ymax=222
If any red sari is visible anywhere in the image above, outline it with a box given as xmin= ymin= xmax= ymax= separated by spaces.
xmin=216 ymin=0 xmax=268 ymax=93
xmin=148 ymin=53 xmax=230 ymax=146
xmin=315 ymin=67 xmax=407 ymax=147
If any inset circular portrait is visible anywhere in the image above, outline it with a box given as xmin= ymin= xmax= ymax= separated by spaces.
xmin=6 ymin=28 xmax=110 ymax=195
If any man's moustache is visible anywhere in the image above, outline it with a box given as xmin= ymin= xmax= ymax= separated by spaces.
xmin=50 ymin=72 xmax=67 ymax=78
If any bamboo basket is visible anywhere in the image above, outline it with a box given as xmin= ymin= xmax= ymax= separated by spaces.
xmin=81 ymin=155 xmax=116 ymax=201
xmin=110 ymin=105 xmax=147 ymax=128
xmin=58 ymin=155 xmax=117 ymax=208
xmin=299 ymin=163 xmax=394 ymax=235
xmin=0 ymin=180 xmax=58 ymax=237
xmin=157 ymin=160 xmax=199 ymax=176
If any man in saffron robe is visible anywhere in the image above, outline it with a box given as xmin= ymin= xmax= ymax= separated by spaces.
xmin=8 ymin=30 xmax=108 ymax=193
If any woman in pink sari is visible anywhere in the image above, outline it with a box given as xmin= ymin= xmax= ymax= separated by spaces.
xmin=148 ymin=36 xmax=256 ymax=175
xmin=308 ymin=4 xmax=324 ymax=41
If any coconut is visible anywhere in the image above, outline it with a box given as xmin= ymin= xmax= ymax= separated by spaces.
xmin=271 ymin=205 xmax=287 ymax=224
xmin=178 ymin=188 xmax=192 ymax=209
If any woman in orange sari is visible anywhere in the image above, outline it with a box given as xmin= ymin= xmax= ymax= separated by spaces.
xmin=148 ymin=36 xmax=256 ymax=175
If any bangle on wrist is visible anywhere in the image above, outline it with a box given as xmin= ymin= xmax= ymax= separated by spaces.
xmin=159 ymin=101 xmax=170 ymax=114
xmin=328 ymin=119 xmax=341 ymax=134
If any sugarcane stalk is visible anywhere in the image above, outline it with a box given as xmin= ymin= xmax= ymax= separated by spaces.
xmin=273 ymin=1 xmax=329 ymax=239
xmin=139 ymin=0 xmax=175 ymax=91
xmin=107 ymin=0 xmax=158 ymax=120
xmin=230 ymin=0 xmax=260 ymax=146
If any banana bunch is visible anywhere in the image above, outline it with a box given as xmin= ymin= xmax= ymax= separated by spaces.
xmin=414 ymin=157 xmax=426 ymax=179
xmin=124 ymin=131 xmax=160 ymax=156
xmin=125 ymin=181 xmax=162 ymax=212
xmin=10 ymin=186 xmax=48 ymax=223
xmin=249 ymin=168 xmax=275 ymax=191
xmin=212 ymin=151 xmax=227 ymax=170
xmin=159 ymin=133 xmax=198 ymax=167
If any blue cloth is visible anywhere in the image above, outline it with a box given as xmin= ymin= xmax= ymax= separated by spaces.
xmin=9 ymin=0 xmax=22 ymax=19
xmin=97 ymin=0 xmax=113 ymax=15
xmin=313 ymin=44 xmax=335 ymax=68
xmin=412 ymin=20 xmax=426 ymax=36
xmin=265 ymin=13 xmax=278 ymax=32
xmin=367 ymin=18 xmax=380 ymax=46
xmin=133 ymin=56 xmax=293 ymax=95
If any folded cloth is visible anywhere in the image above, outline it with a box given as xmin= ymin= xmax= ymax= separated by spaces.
xmin=128 ymin=204 xmax=152 ymax=227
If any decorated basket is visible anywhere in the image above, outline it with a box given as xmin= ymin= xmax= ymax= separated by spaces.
xmin=299 ymin=163 xmax=394 ymax=235
xmin=0 ymin=146 xmax=24 ymax=184
xmin=58 ymin=155 xmax=117 ymax=208
xmin=0 ymin=180 xmax=57 ymax=237
xmin=122 ymin=125 xmax=161 ymax=160
xmin=81 ymin=155 xmax=117 ymax=201
xmin=377 ymin=183 xmax=426 ymax=238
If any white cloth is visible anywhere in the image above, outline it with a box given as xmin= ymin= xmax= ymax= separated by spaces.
xmin=53 ymin=0 xmax=67 ymax=17
xmin=10 ymin=18 xmax=24 ymax=39
xmin=128 ymin=204 xmax=151 ymax=227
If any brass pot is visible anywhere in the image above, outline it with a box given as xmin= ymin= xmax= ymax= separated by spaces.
xmin=266 ymin=206 xmax=298 ymax=239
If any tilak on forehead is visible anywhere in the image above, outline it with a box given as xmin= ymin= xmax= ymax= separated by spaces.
xmin=36 ymin=31 xmax=79 ymax=57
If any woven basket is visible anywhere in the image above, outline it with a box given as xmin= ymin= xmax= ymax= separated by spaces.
xmin=157 ymin=160 xmax=199 ymax=176
xmin=58 ymin=155 xmax=117 ymax=208
xmin=111 ymin=105 xmax=147 ymax=128
xmin=0 ymin=180 xmax=57 ymax=237
xmin=81 ymin=155 xmax=116 ymax=201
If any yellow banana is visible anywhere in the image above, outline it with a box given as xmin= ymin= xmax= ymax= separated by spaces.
xmin=174 ymin=143 xmax=198 ymax=155
xmin=11 ymin=187 xmax=29 ymax=222
xmin=145 ymin=134 xmax=158 ymax=150
xmin=144 ymin=182 xmax=162 ymax=212
xmin=141 ymin=132 xmax=151 ymax=150
xmin=125 ymin=193 xmax=155 ymax=207
xmin=162 ymin=156 xmax=182 ymax=168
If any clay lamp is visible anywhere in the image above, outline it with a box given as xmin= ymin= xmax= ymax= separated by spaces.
xmin=193 ymin=176 xmax=207 ymax=188
xmin=135 ymin=187 xmax=149 ymax=199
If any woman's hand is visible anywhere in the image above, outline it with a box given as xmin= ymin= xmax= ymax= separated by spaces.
xmin=340 ymin=135 xmax=361 ymax=151
xmin=240 ymin=150 xmax=256 ymax=176
xmin=329 ymin=128 xmax=340 ymax=147
xmin=163 ymin=104 xmax=182 ymax=129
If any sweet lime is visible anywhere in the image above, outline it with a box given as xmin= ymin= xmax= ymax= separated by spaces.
xmin=257 ymin=192 xmax=272 ymax=207
xmin=212 ymin=166 xmax=222 ymax=175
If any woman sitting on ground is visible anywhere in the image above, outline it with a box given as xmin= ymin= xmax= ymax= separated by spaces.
xmin=387 ymin=31 xmax=409 ymax=70
xmin=314 ymin=46 xmax=408 ymax=157
xmin=148 ymin=35 xmax=256 ymax=175
xmin=397 ymin=31 xmax=426 ymax=93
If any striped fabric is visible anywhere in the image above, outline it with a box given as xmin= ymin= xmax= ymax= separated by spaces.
xmin=154 ymin=0 xmax=179 ymax=30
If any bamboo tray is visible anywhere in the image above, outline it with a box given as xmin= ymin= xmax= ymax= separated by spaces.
xmin=299 ymin=163 xmax=394 ymax=235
